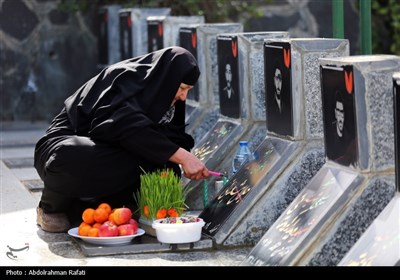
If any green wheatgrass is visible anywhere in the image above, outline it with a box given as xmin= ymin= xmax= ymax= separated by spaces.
xmin=134 ymin=169 xmax=187 ymax=220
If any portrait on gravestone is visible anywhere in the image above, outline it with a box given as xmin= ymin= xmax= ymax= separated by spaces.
xmin=119 ymin=12 xmax=132 ymax=60
xmin=218 ymin=36 xmax=240 ymax=119
xmin=179 ymin=27 xmax=200 ymax=102
xmin=147 ymin=20 xmax=163 ymax=52
xmin=264 ymin=42 xmax=293 ymax=137
xmin=394 ymin=77 xmax=400 ymax=191
xmin=321 ymin=65 xmax=357 ymax=167
xmin=96 ymin=9 xmax=108 ymax=65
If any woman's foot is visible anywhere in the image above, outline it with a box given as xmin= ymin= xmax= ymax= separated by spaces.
xmin=36 ymin=207 xmax=70 ymax=233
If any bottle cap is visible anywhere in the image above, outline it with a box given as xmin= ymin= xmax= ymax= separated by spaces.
xmin=239 ymin=141 xmax=248 ymax=146
xmin=215 ymin=180 xmax=224 ymax=192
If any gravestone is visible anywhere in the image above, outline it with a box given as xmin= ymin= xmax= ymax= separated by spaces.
xmin=198 ymin=38 xmax=349 ymax=247
xmin=184 ymin=32 xmax=289 ymax=210
xmin=118 ymin=8 xmax=171 ymax=59
xmin=337 ymin=72 xmax=400 ymax=266
xmin=96 ymin=5 xmax=121 ymax=67
xmin=242 ymin=55 xmax=400 ymax=266
xmin=178 ymin=23 xmax=243 ymax=143
xmin=187 ymin=32 xmax=289 ymax=207
xmin=162 ymin=16 xmax=205 ymax=48
xmin=147 ymin=15 xmax=206 ymax=55
xmin=147 ymin=16 xmax=164 ymax=52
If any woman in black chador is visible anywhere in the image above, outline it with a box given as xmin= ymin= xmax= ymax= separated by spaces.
xmin=34 ymin=47 xmax=209 ymax=232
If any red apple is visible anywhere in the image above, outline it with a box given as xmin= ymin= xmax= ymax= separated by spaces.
xmin=118 ymin=224 xmax=136 ymax=236
xmin=113 ymin=207 xmax=132 ymax=225
xmin=98 ymin=221 xmax=118 ymax=237
xmin=128 ymin=219 xmax=138 ymax=233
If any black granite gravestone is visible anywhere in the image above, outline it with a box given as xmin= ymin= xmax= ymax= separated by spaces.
xmin=321 ymin=65 xmax=357 ymax=167
xmin=218 ymin=35 xmax=240 ymax=119
xmin=147 ymin=16 xmax=164 ymax=53
xmin=179 ymin=27 xmax=200 ymax=102
xmin=118 ymin=8 xmax=171 ymax=58
xmin=96 ymin=5 xmax=121 ymax=67
xmin=264 ymin=42 xmax=293 ymax=137
xmin=97 ymin=8 xmax=109 ymax=66
xmin=119 ymin=11 xmax=133 ymax=60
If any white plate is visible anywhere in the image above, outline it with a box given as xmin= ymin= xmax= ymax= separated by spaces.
xmin=68 ymin=227 xmax=145 ymax=246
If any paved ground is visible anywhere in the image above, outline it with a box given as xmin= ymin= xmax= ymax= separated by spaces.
xmin=0 ymin=122 xmax=251 ymax=268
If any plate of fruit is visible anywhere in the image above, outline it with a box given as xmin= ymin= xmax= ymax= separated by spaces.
xmin=68 ymin=204 xmax=145 ymax=246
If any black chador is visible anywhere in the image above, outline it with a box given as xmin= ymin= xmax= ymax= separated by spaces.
xmin=34 ymin=47 xmax=200 ymax=222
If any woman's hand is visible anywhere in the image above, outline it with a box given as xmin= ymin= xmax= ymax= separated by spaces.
xmin=169 ymin=148 xmax=209 ymax=180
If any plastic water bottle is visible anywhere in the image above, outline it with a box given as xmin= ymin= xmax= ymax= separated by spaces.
xmin=232 ymin=141 xmax=254 ymax=175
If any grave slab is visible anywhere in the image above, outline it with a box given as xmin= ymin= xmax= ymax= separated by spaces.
xmin=241 ymin=163 xmax=363 ymax=265
xmin=338 ymin=193 xmax=400 ymax=266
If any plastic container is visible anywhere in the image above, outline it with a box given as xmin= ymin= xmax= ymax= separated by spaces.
xmin=152 ymin=216 xmax=205 ymax=244
xmin=232 ymin=141 xmax=254 ymax=175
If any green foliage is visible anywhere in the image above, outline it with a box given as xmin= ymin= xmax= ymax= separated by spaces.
xmin=134 ymin=169 xmax=187 ymax=220
xmin=59 ymin=1 xmax=400 ymax=55
xmin=371 ymin=0 xmax=400 ymax=55
xmin=58 ymin=0 xmax=269 ymax=22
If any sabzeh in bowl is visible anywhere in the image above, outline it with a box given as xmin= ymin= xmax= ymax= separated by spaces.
xmin=134 ymin=168 xmax=188 ymax=221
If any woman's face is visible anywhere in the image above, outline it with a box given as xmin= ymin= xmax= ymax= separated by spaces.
xmin=171 ymin=83 xmax=193 ymax=106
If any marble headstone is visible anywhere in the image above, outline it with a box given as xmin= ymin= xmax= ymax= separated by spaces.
xmin=118 ymin=8 xmax=171 ymax=59
xmin=242 ymin=55 xmax=400 ymax=266
xmin=96 ymin=5 xmax=121 ymax=67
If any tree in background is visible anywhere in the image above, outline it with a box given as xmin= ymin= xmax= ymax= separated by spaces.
xmin=371 ymin=0 xmax=400 ymax=55
xmin=60 ymin=0 xmax=400 ymax=55
xmin=60 ymin=0 xmax=266 ymax=23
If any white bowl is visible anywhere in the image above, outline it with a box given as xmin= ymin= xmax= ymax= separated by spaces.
xmin=152 ymin=216 xmax=205 ymax=244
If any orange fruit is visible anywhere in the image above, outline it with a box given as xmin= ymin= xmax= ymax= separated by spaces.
xmin=97 ymin=203 xmax=112 ymax=214
xmin=156 ymin=208 xmax=167 ymax=219
xmin=143 ymin=205 xmax=150 ymax=218
xmin=92 ymin=222 xmax=102 ymax=229
xmin=167 ymin=208 xmax=179 ymax=217
xmin=78 ymin=222 xmax=89 ymax=231
xmin=93 ymin=207 xmax=108 ymax=223
xmin=82 ymin=208 xmax=95 ymax=224
xmin=87 ymin=227 xmax=99 ymax=237
xmin=78 ymin=224 xmax=92 ymax=236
